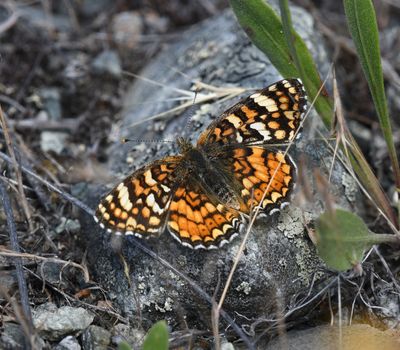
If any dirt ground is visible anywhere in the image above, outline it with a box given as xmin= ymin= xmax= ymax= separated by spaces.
xmin=1 ymin=0 xmax=400 ymax=349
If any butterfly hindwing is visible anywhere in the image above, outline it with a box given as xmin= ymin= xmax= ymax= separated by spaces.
xmin=216 ymin=146 xmax=296 ymax=215
xmin=167 ymin=179 xmax=243 ymax=249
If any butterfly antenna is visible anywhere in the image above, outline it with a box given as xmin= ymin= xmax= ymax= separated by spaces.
xmin=122 ymin=88 xmax=198 ymax=146
xmin=121 ymin=138 xmax=174 ymax=145
xmin=181 ymin=89 xmax=199 ymax=138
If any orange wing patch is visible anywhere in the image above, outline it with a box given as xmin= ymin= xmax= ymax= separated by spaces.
xmin=224 ymin=146 xmax=295 ymax=215
xmin=167 ymin=182 xmax=243 ymax=249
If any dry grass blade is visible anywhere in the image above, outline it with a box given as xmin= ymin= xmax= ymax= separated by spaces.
xmin=0 ymin=286 xmax=37 ymax=349
xmin=0 ymin=248 xmax=91 ymax=283
xmin=330 ymin=75 xmax=399 ymax=234
xmin=252 ymin=276 xmax=337 ymax=344
xmin=126 ymin=88 xmax=245 ymax=129
xmin=0 ymin=105 xmax=33 ymax=230
xmin=337 ymin=276 xmax=343 ymax=348
xmin=0 ymin=2 xmax=18 ymax=33
xmin=25 ymin=268 xmax=129 ymax=323
xmin=0 ymin=150 xmax=94 ymax=214
xmin=373 ymin=246 xmax=400 ymax=292
xmin=122 ymin=71 xmax=246 ymax=129
xmin=317 ymin=127 xmax=399 ymax=236
xmin=314 ymin=169 xmax=336 ymax=214
xmin=0 ymin=180 xmax=35 ymax=348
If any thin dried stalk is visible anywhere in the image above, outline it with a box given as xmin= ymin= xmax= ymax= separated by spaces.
xmin=0 ymin=105 xmax=33 ymax=230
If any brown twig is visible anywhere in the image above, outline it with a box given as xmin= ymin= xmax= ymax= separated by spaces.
xmin=0 ymin=94 xmax=26 ymax=114
xmin=0 ymin=3 xmax=18 ymax=34
xmin=0 ymin=180 xmax=35 ymax=348
xmin=0 ymin=248 xmax=90 ymax=283
xmin=0 ymin=286 xmax=36 ymax=349
xmin=373 ymin=246 xmax=400 ymax=293
xmin=9 ymin=117 xmax=83 ymax=133
xmin=252 ymin=276 xmax=337 ymax=344
xmin=0 ymin=105 xmax=33 ymax=230
xmin=25 ymin=268 xmax=129 ymax=323
xmin=0 ymin=150 xmax=94 ymax=215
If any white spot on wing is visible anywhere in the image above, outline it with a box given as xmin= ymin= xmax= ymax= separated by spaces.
xmin=144 ymin=170 xmax=157 ymax=186
xmin=250 ymin=122 xmax=271 ymax=140
xmin=146 ymin=193 xmax=164 ymax=215
xmin=161 ymin=184 xmax=171 ymax=193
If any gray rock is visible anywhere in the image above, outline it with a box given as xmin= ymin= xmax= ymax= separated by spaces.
xmin=33 ymin=303 xmax=94 ymax=341
xmin=18 ymin=7 xmax=71 ymax=32
xmin=55 ymin=335 xmax=81 ymax=350
xmin=39 ymin=87 xmax=62 ymax=120
xmin=91 ymin=50 xmax=122 ymax=78
xmin=63 ymin=53 xmax=90 ymax=81
xmin=111 ymin=324 xmax=145 ymax=348
xmin=55 ymin=217 xmax=82 ymax=235
xmin=0 ymin=323 xmax=25 ymax=350
xmin=221 ymin=341 xmax=236 ymax=350
xmin=81 ymin=325 xmax=111 ymax=350
xmin=112 ymin=11 xmax=143 ymax=49
xmin=36 ymin=261 xmax=63 ymax=285
xmin=0 ymin=270 xmax=18 ymax=295
xmin=266 ymin=324 xmax=400 ymax=350
xmin=40 ymin=131 xmax=68 ymax=154
xmin=80 ymin=0 xmax=114 ymax=18
xmin=83 ymin=0 xmax=360 ymax=340
xmin=373 ymin=278 xmax=400 ymax=328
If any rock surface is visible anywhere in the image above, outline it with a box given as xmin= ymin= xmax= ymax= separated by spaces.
xmin=82 ymin=0 xmax=360 ymax=339
xmin=0 ymin=323 xmax=26 ymax=350
xmin=55 ymin=336 xmax=82 ymax=350
xmin=111 ymin=324 xmax=145 ymax=348
xmin=81 ymin=325 xmax=111 ymax=350
xmin=33 ymin=303 xmax=94 ymax=341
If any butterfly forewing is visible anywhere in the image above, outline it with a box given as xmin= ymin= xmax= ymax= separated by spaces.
xmin=95 ymin=156 xmax=183 ymax=237
xmin=197 ymin=79 xmax=307 ymax=148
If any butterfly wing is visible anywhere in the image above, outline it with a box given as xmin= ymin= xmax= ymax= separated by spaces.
xmin=216 ymin=146 xmax=296 ymax=215
xmin=95 ymin=156 xmax=183 ymax=237
xmin=166 ymin=179 xmax=243 ymax=249
xmin=197 ymin=78 xmax=307 ymax=148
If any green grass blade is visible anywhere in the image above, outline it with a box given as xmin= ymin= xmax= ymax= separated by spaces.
xmin=142 ymin=321 xmax=169 ymax=350
xmin=343 ymin=0 xmax=400 ymax=190
xmin=229 ymin=0 xmax=297 ymax=77
xmin=229 ymin=0 xmax=334 ymax=126
xmin=118 ymin=341 xmax=133 ymax=350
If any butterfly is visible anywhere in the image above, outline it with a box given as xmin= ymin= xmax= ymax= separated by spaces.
xmin=94 ymin=78 xmax=307 ymax=249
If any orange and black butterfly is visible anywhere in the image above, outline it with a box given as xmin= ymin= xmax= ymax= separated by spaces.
xmin=94 ymin=78 xmax=307 ymax=249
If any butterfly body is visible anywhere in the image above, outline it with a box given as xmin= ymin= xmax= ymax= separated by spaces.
xmin=95 ymin=78 xmax=307 ymax=249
